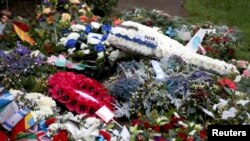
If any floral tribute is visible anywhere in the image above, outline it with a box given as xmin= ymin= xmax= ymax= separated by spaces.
xmin=48 ymin=71 xmax=114 ymax=116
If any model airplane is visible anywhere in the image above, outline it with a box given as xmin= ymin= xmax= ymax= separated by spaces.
xmin=106 ymin=21 xmax=238 ymax=75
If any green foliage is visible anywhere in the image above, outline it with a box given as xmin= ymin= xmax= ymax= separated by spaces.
xmin=184 ymin=0 xmax=250 ymax=61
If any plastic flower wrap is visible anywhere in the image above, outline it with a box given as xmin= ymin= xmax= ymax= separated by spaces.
xmin=48 ymin=71 xmax=114 ymax=116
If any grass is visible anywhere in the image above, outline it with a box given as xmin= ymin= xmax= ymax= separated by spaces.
xmin=184 ymin=0 xmax=250 ymax=61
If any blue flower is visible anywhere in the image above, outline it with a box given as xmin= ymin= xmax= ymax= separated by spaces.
xmin=94 ymin=44 xmax=105 ymax=52
xmin=66 ymin=39 xmax=77 ymax=48
xmin=109 ymin=77 xmax=140 ymax=101
xmin=165 ymin=27 xmax=176 ymax=38
xmin=15 ymin=41 xmax=30 ymax=56
xmin=62 ymin=28 xmax=71 ymax=36
xmin=85 ymin=24 xmax=92 ymax=34
xmin=102 ymin=24 xmax=112 ymax=34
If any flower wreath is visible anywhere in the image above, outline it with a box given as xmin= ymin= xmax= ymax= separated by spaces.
xmin=48 ymin=71 xmax=114 ymax=116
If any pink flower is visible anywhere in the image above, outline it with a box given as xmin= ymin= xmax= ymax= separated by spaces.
xmin=239 ymin=60 xmax=247 ymax=68
xmin=243 ymin=69 xmax=250 ymax=78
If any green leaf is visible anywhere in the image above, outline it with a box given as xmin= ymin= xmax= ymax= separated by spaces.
xmin=150 ymin=110 xmax=159 ymax=120
xmin=224 ymin=87 xmax=233 ymax=95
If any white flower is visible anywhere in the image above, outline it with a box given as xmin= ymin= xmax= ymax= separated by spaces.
xmin=80 ymin=43 xmax=88 ymax=49
xmin=236 ymin=100 xmax=250 ymax=106
xmin=85 ymin=117 xmax=101 ymax=128
xmin=189 ymin=130 xmax=196 ymax=136
xmin=30 ymin=50 xmax=43 ymax=57
xmin=189 ymin=122 xmax=195 ymax=127
xmin=234 ymin=75 xmax=241 ymax=82
xmin=235 ymin=91 xmax=246 ymax=96
xmin=83 ymin=49 xmax=90 ymax=54
xmin=194 ymin=124 xmax=202 ymax=130
xmin=68 ymin=48 xmax=76 ymax=54
xmin=58 ymin=37 xmax=66 ymax=45
xmin=91 ymin=22 xmax=101 ymax=29
xmin=178 ymin=121 xmax=188 ymax=128
xmin=71 ymin=24 xmax=86 ymax=32
xmin=173 ymin=112 xmax=180 ymax=118
xmin=212 ymin=99 xmax=229 ymax=110
xmin=108 ymin=50 xmax=121 ymax=61
xmin=156 ymin=116 xmax=168 ymax=125
xmin=97 ymin=52 xmax=104 ymax=59
xmin=36 ymin=96 xmax=56 ymax=107
xmin=221 ymin=107 xmax=238 ymax=120
xmin=9 ymin=89 xmax=22 ymax=97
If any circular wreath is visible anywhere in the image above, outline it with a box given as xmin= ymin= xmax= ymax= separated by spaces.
xmin=48 ymin=71 xmax=114 ymax=116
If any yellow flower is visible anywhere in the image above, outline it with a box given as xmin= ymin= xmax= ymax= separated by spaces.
xmin=61 ymin=13 xmax=71 ymax=22
xmin=42 ymin=7 xmax=51 ymax=14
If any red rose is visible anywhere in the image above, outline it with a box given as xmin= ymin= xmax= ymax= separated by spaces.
xmin=204 ymin=45 xmax=212 ymax=52
xmin=144 ymin=121 xmax=150 ymax=129
xmin=152 ymin=125 xmax=160 ymax=132
xmin=199 ymin=129 xmax=206 ymax=140
xmin=218 ymin=78 xmax=236 ymax=90
xmin=131 ymin=119 xmax=141 ymax=126
xmin=162 ymin=123 xmax=173 ymax=132
xmin=177 ymin=132 xmax=187 ymax=141
xmin=170 ymin=116 xmax=181 ymax=124
xmin=99 ymin=130 xmax=111 ymax=141
xmin=53 ymin=130 xmax=68 ymax=141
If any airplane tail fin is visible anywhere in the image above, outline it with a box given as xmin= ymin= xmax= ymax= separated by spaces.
xmin=185 ymin=28 xmax=207 ymax=53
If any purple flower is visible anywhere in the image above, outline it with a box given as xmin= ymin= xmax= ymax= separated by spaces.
xmin=15 ymin=41 xmax=30 ymax=56
xmin=34 ymin=55 xmax=44 ymax=66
